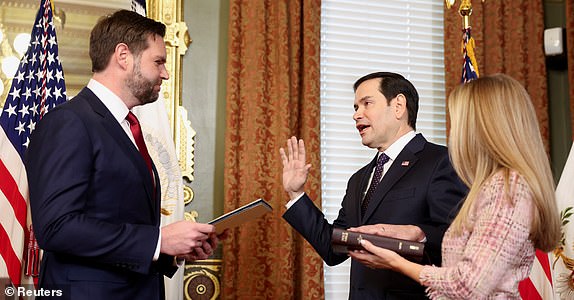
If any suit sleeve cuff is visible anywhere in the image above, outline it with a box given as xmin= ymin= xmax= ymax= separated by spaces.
xmin=153 ymin=231 xmax=161 ymax=261
xmin=285 ymin=192 xmax=305 ymax=209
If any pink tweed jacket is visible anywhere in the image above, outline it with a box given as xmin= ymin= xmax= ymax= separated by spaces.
xmin=419 ymin=170 xmax=536 ymax=299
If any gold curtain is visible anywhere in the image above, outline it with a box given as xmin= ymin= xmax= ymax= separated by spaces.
xmin=567 ymin=0 xmax=574 ymax=139
xmin=222 ymin=0 xmax=323 ymax=299
xmin=444 ymin=1 xmax=549 ymax=145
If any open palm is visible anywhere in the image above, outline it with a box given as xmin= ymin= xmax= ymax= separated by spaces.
xmin=280 ymin=136 xmax=311 ymax=197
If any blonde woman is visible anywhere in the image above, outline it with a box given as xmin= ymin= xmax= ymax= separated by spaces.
xmin=349 ymin=74 xmax=561 ymax=299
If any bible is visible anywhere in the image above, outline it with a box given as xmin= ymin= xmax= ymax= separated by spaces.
xmin=331 ymin=227 xmax=424 ymax=261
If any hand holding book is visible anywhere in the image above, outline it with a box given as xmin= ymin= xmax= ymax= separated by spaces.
xmin=331 ymin=227 xmax=424 ymax=262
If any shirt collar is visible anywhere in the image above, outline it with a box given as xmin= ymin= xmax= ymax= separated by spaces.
xmin=87 ymin=78 xmax=129 ymax=123
xmin=381 ymin=130 xmax=416 ymax=161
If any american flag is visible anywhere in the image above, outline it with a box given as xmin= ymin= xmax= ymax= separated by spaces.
xmin=0 ymin=0 xmax=66 ymax=286
xmin=518 ymin=249 xmax=555 ymax=299
xmin=131 ymin=0 xmax=146 ymax=17
xmin=461 ymin=27 xmax=479 ymax=83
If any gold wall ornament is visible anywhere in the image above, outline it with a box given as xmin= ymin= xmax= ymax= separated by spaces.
xmin=183 ymin=185 xmax=195 ymax=205
xmin=184 ymin=260 xmax=222 ymax=300
xmin=184 ymin=211 xmax=199 ymax=223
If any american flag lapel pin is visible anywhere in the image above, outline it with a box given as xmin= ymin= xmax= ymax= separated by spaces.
xmin=401 ymin=161 xmax=410 ymax=166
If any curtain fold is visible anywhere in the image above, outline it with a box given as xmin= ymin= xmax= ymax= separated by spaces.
xmin=222 ymin=0 xmax=323 ymax=299
xmin=444 ymin=1 xmax=549 ymax=145
xmin=567 ymin=0 xmax=574 ymax=139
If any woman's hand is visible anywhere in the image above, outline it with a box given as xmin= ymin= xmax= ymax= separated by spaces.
xmin=348 ymin=239 xmax=424 ymax=283
xmin=348 ymin=239 xmax=404 ymax=270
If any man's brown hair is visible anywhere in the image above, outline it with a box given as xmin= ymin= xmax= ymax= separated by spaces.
xmin=89 ymin=9 xmax=166 ymax=72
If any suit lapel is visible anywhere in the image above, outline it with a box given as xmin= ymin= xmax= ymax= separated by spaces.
xmin=362 ymin=134 xmax=425 ymax=222
xmin=80 ymin=88 xmax=156 ymax=213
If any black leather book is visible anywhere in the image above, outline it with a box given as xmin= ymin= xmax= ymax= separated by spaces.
xmin=331 ymin=227 xmax=424 ymax=261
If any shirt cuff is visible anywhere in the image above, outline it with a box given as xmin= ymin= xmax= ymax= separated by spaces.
xmin=153 ymin=231 xmax=161 ymax=261
xmin=285 ymin=192 xmax=305 ymax=209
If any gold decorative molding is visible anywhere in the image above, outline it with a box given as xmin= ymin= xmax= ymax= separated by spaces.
xmin=184 ymin=211 xmax=198 ymax=223
xmin=146 ymin=3 xmax=217 ymax=299
xmin=176 ymin=106 xmax=196 ymax=181
xmin=184 ymin=260 xmax=222 ymax=300
xmin=147 ymin=0 xmax=195 ymax=182
xmin=183 ymin=185 xmax=195 ymax=205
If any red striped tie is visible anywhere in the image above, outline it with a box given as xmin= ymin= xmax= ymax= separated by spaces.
xmin=126 ymin=112 xmax=153 ymax=180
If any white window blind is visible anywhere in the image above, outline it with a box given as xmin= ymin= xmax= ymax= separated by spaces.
xmin=320 ymin=1 xmax=446 ymax=299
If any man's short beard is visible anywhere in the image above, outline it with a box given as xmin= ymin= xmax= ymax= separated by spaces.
xmin=126 ymin=59 xmax=159 ymax=105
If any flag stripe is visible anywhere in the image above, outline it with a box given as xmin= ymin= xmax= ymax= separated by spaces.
xmin=0 ymin=160 xmax=27 ymax=230
xmin=529 ymin=252 xmax=553 ymax=297
xmin=0 ymin=224 xmax=23 ymax=285
xmin=0 ymin=125 xmax=29 ymax=190
xmin=518 ymin=278 xmax=543 ymax=300
xmin=535 ymin=249 xmax=552 ymax=283
xmin=0 ymin=256 xmax=8 ymax=281
xmin=0 ymin=191 xmax=26 ymax=259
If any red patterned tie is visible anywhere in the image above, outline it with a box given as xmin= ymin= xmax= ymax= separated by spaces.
xmin=361 ymin=153 xmax=390 ymax=217
xmin=126 ymin=112 xmax=153 ymax=180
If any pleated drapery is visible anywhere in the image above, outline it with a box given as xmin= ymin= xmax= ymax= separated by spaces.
xmin=222 ymin=0 xmax=323 ymax=299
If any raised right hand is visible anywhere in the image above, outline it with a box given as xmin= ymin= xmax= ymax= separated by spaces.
xmin=279 ymin=136 xmax=312 ymax=199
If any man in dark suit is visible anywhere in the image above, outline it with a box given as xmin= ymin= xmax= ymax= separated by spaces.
xmin=280 ymin=72 xmax=467 ymax=299
xmin=26 ymin=10 xmax=218 ymax=300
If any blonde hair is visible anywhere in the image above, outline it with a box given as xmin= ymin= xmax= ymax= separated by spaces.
xmin=448 ymin=74 xmax=560 ymax=252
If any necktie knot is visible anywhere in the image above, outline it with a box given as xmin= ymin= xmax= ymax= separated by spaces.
xmin=377 ymin=153 xmax=390 ymax=168
xmin=126 ymin=111 xmax=139 ymax=127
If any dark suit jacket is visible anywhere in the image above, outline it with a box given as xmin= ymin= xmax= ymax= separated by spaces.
xmin=283 ymin=134 xmax=467 ymax=300
xmin=25 ymin=88 xmax=176 ymax=300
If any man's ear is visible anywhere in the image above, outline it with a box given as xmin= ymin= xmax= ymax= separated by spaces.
xmin=114 ymin=43 xmax=131 ymax=70
xmin=394 ymin=93 xmax=407 ymax=119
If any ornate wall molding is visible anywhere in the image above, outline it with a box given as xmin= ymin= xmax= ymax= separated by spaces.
xmin=147 ymin=1 xmax=221 ymax=298
xmin=147 ymin=0 xmax=195 ymax=182
xmin=185 ymin=260 xmax=222 ymax=300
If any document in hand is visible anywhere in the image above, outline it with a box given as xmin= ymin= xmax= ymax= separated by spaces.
xmin=331 ymin=227 xmax=424 ymax=262
xmin=208 ymin=199 xmax=273 ymax=234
